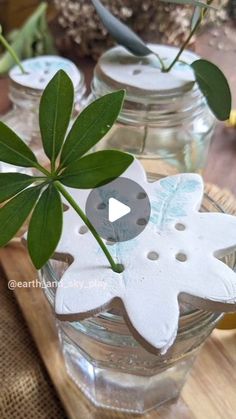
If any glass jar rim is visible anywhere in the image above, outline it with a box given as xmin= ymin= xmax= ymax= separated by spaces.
xmin=9 ymin=55 xmax=83 ymax=91
xmin=93 ymin=44 xmax=200 ymax=102
xmin=8 ymin=72 xmax=86 ymax=112
xmin=91 ymin=45 xmax=211 ymax=125
xmin=9 ymin=55 xmax=86 ymax=109
xmin=9 ymin=74 xmax=86 ymax=105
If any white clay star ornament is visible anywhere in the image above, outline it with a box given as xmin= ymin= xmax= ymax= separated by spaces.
xmin=54 ymin=159 xmax=236 ymax=353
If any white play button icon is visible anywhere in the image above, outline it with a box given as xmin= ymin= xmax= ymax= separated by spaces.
xmin=85 ymin=177 xmax=151 ymax=242
xmin=108 ymin=198 xmax=131 ymax=223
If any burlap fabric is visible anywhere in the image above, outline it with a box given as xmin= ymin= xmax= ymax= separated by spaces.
xmin=0 ymin=183 xmax=235 ymax=419
xmin=0 ymin=268 xmax=66 ymax=419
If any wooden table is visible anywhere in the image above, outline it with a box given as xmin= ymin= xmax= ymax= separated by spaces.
xmin=1 ymin=242 xmax=236 ymax=419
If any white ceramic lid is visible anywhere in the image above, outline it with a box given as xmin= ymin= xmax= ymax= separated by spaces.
xmin=96 ymin=44 xmax=200 ymax=95
xmin=10 ymin=55 xmax=82 ymax=91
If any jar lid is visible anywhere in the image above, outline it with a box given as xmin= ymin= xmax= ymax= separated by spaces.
xmin=94 ymin=44 xmax=200 ymax=98
xmin=10 ymin=55 xmax=83 ymax=91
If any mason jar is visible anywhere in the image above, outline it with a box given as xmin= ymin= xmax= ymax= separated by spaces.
xmin=39 ymin=182 xmax=232 ymax=414
xmin=0 ymin=55 xmax=86 ymax=171
xmin=87 ymin=45 xmax=215 ymax=175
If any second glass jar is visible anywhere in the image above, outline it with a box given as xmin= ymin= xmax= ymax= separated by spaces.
xmin=1 ymin=55 xmax=86 ymax=170
xmin=87 ymin=44 xmax=215 ymax=175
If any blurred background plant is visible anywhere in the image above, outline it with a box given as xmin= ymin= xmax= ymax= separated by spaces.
xmin=54 ymin=0 xmax=231 ymax=59
xmin=0 ymin=0 xmax=235 ymax=65
xmin=0 ymin=1 xmax=56 ymax=74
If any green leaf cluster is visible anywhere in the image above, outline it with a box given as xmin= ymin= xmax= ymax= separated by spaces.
xmin=91 ymin=0 xmax=231 ymax=121
xmin=0 ymin=70 xmax=133 ymax=269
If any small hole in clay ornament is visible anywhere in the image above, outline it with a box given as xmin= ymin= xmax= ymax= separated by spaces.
xmin=176 ymin=253 xmax=187 ymax=262
xmin=79 ymin=226 xmax=88 ymax=235
xmin=106 ymin=238 xmax=116 ymax=245
xmin=97 ymin=202 xmax=106 ymax=210
xmin=133 ymin=69 xmax=142 ymax=75
xmin=137 ymin=218 xmax=147 ymax=226
xmin=63 ymin=204 xmax=69 ymax=212
xmin=147 ymin=251 xmax=159 ymax=261
xmin=175 ymin=223 xmax=186 ymax=231
xmin=136 ymin=192 xmax=147 ymax=200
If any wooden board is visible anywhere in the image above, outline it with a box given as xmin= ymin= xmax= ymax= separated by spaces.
xmin=0 ymin=242 xmax=236 ymax=419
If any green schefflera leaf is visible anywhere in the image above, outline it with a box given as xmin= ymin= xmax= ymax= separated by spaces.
xmin=0 ymin=173 xmax=35 ymax=203
xmin=60 ymin=150 xmax=134 ymax=189
xmin=0 ymin=121 xmax=38 ymax=167
xmin=191 ymin=59 xmax=232 ymax=121
xmin=60 ymin=90 xmax=125 ymax=168
xmin=91 ymin=0 xmax=151 ymax=57
xmin=0 ymin=186 xmax=41 ymax=246
xmin=28 ymin=185 xmax=63 ymax=269
xmin=39 ymin=69 xmax=74 ymax=164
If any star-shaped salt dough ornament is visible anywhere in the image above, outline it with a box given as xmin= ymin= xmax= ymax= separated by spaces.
xmin=55 ymin=159 xmax=236 ymax=353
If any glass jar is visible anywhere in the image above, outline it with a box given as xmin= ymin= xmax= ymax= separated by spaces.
xmin=0 ymin=55 xmax=86 ymax=171
xmin=87 ymin=45 xmax=215 ymax=176
xmin=39 ymin=183 xmax=233 ymax=414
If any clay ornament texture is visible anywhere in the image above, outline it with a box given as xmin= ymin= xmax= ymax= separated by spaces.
xmin=54 ymin=159 xmax=236 ymax=353
xmin=10 ymin=56 xmax=82 ymax=90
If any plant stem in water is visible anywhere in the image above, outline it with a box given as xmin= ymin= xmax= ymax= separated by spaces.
xmin=54 ymin=181 xmax=124 ymax=274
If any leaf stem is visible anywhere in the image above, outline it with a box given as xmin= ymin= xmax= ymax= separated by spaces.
xmin=0 ymin=32 xmax=26 ymax=74
xmin=164 ymin=27 xmax=198 ymax=72
xmin=54 ymin=181 xmax=124 ymax=273
xmin=51 ymin=161 xmax=56 ymax=174
xmin=164 ymin=0 xmax=213 ymax=73
xmin=153 ymin=52 xmax=166 ymax=72
xmin=33 ymin=162 xmax=52 ymax=177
